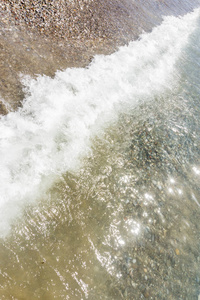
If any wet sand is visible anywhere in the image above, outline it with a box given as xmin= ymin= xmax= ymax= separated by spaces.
xmin=0 ymin=0 xmax=200 ymax=113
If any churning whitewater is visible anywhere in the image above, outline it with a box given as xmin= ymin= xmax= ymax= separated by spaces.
xmin=0 ymin=9 xmax=199 ymax=237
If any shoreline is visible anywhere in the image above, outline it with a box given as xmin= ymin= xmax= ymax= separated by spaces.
xmin=0 ymin=0 xmax=200 ymax=113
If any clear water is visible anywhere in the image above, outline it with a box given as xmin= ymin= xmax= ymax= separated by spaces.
xmin=0 ymin=9 xmax=200 ymax=299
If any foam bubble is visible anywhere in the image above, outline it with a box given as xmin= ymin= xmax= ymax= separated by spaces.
xmin=0 ymin=9 xmax=199 ymax=237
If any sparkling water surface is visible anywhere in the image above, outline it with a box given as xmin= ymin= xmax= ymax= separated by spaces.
xmin=0 ymin=9 xmax=200 ymax=299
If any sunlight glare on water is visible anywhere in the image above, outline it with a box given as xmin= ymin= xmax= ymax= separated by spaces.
xmin=0 ymin=8 xmax=200 ymax=300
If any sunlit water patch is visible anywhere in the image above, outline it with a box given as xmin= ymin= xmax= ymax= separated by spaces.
xmin=0 ymin=9 xmax=200 ymax=300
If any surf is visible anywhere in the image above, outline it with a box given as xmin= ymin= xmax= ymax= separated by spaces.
xmin=0 ymin=8 xmax=199 ymax=237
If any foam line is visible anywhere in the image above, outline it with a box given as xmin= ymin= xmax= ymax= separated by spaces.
xmin=0 ymin=9 xmax=199 ymax=237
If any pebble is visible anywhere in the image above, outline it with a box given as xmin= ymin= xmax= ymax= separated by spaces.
xmin=143 ymin=289 xmax=150 ymax=298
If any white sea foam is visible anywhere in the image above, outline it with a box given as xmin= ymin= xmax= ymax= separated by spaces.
xmin=0 ymin=9 xmax=199 ymax=237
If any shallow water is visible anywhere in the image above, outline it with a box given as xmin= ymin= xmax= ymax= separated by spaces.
xmin=0 ymin=9 xmax=200 ymax=299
